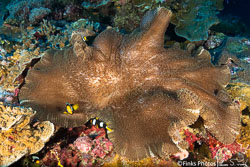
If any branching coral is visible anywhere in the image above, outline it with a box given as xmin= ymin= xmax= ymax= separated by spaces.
xmin=19 ymin=7 xmax=241 ymax=160
xmin=0 ymin=102 xmax=54 ymax=166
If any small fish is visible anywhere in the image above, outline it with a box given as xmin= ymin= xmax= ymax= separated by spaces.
xmin=64 ymin=103 xmax=79 ymax=115
xmin=32 ymin=156 xmax=40 ymax=163
xmin=3 ymin=23 xmax=12 ymax=28
xmin=90 ymin=117 xmax=112 ymax=132
xmin=82 ymin=36 xmax=87 ymax=42
xmin=26 ymin=26 xmax=34 ymax=30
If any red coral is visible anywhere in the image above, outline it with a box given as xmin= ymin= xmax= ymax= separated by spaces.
xmin=205 ymin=134 xmax=245 ymax=162
xmin=183 ymin=129 xmax=245 ymax=163
xmin=183 ymin=129 xmax=200 ymax=150
xmin=91 ymin=138 xmax=113 ymax=159
xmin=42 ymin=125 xmax=113 ymax=166
xmin=74 ymin=136 xmax=92 ymax=153
xmin=34 ymin=31 xmax=43 ymax=40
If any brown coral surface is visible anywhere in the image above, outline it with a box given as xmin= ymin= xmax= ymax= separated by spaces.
xmin=19 ymin=8 xmax=241 ymax=160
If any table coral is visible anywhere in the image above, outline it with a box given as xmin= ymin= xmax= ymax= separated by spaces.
xmin=0 ymin=102 xmax=54 ymax=166
xmin=19 ymin=7 xmax=241 ymax=160
xmin=172 ymin=0 xmax=222 ymax=41
xmin=0 ymin=102 xmax=35 ymax=130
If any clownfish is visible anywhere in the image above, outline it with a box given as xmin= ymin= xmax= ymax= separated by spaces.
xmin=82 ymin=36 xmax=87 ymax=42
xmin=90 ymin=117 xmax=112 ymax=132
xmin=64 ymin=103 xmax=79 ymax=115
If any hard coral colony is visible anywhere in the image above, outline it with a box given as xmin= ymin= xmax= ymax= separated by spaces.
xmin=19 ymin=8 xmax=241 ymax=161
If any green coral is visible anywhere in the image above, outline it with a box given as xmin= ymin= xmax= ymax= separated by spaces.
xmin=113 ymin=0 xmax=223 ymax=41
xmin=226 ymin=41 xmax=249 ymax=54
xmin=113 ymin=0 xmax=163 ymax=32
xmin=82 ymin=0 xmax=111 ymax=9
xmin=113 ymin=3 xmax=141 ymax=32
xmin=171 ymin=0 xmax=222 ymax=41
xmin=0 ymin=0 xmax=11 ymax=25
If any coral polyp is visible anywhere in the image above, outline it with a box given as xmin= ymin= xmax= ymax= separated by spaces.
xmin=19 ymin=8 xmax=241 ymax=160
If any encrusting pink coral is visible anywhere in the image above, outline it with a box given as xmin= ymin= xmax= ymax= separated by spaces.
xmin=74 ymin=136 xmax=92 ymax=153
xmin=42 ymin=125 xmax=113 ymax=167
xmin=182 ymin=128 xmax=246 ymax=163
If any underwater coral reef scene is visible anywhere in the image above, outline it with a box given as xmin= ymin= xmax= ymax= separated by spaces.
xmin=0 ymin=0 xmax=250 ymax=166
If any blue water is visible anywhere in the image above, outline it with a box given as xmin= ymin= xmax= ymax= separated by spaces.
xmin=221 ymin=0 xmax=250 ymax=26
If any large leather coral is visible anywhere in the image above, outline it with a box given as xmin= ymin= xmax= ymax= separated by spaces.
xmin=19 ymin=8 xmax=241 ymax=160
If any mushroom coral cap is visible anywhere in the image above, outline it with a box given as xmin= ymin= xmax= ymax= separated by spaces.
xmin=19 ymin=7 xmax=241 ymax=160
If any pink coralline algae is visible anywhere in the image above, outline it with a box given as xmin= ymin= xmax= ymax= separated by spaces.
xmin=42 ymin=125 xmax=113 ymax=167
xmin=183 ymin=129 xmax=246 ymax=163
xmin=91 ymin=138 xmax=113 ymax=159
xmin=74 ymin=136 xmax=92 ymax=153
xmin=205 ymin=133 xmax=245 ymax=163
